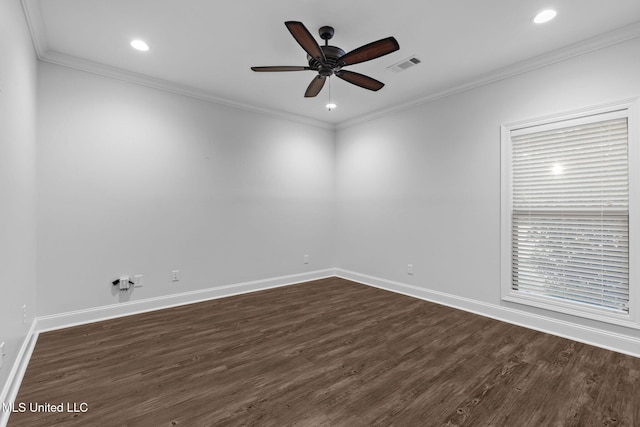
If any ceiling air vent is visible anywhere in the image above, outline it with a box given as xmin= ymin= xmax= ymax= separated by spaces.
xmin=388 ymin=56 xmax=421 ymax=72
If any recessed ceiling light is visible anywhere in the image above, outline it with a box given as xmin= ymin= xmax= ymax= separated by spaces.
xmin=326 ymin=103 xmax=337 ymax=111
xmin=533 ymin=9 xmax=557 ymax=24
xmin=130 ymin=39 xmax=149 ymax=51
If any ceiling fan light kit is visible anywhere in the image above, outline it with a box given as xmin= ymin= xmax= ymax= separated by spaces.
xmin=251 ymin=21 xmax=399 ymax=99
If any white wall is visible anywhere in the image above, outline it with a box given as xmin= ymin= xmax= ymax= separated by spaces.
xmin=0 ymin=0 xmax=38 ymax=396
xmin=13 ymin=8 xmax=640 ymax=369
xmin=36 ymin=63 xmax=335 ymax=316
xmin=335 ymin=37 xmax=640 ymax=345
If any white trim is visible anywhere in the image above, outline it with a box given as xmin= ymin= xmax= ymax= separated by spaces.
xmin=18 ymin=1 xmax=331 ymax=131
xmin=19 ymin=0 xmax=47 ymax=56
xmin=500 ymin=123 xmax=513 ymax=313
xmin=501 ymin=294 xmax=635 ymax=327
xmin=502 ymin=98 xmax=638 ymax=132
xmin=36 ymin=269 xmax=335 ymax=332
xmin=500 ymin=98 xmax=640 ymax=328
xmin=2 ymin=267 xmax=639 ymax=425
xmin=38 ymin=51 xmax=335 ymax=131
xmin=627 ymin=99 xmax=640 ymax=327
xmin=1 ymin=270 xmax=333 ymax=426
xmin=0 ymin=320 xmax=39 ymax=427
xmin=19 ymin=4 xmax=334 ymax=131
xmin=19 ymin=0 xmax=640 ymax=131
xmin=509 ymin=108 xmax=629 ymax=135
xmin=337 ymin=23 xmax=640 ymax=130
xmin=335 ymin=269 xmax=640 ymax=359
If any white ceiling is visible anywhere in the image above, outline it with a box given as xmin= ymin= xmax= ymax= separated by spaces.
xmin=22 ymin=0 xmax=640 ymax=127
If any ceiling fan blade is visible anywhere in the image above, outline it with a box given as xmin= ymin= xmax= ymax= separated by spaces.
xmin=338 ymin=37 xmax=399 ymax=66
xmin=285 ymin=21 xmax=326 ymax=63
xmin=335 ymin=70 xmax=384 ymax=91
xmin=251 ymin=66 xmax=311 ymax=72
xmin=304 ymin=75 xmax=326 ymax=97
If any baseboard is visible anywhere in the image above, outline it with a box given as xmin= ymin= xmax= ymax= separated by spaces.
xmin=335 ymin=269 xmax=640 ymax=358
xmin=0 ymin=319 xmax=38 ymax=427
xmin=37 ymin=269 xmax=335 ymax=333
xmin=33 ymin=268 xmax=640 ymax=356
xmin=7 ymin=266 xmax=636 ymax=427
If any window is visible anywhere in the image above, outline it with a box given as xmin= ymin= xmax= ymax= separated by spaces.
xmin=501 ymin=100 xmax=639 ymax=327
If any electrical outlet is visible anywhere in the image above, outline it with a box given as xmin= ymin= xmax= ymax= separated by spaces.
xmin=0 ymin=342 xmax=5 ymax=369
xmin=303 ymin=254 xmax=309 ymax=264
xmin=172 ymin=270 xmax=180 ymax=282
xmin=134 ymin=274 xmax=144 ymax=287
xmin=408 ymin=264 xmax=414 ymax=275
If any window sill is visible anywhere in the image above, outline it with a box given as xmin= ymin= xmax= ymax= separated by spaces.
xmin=502 ymin=292 xmax=640 ymax=330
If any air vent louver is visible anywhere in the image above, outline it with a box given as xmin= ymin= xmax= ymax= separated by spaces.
xmin=388 ymin=56 xmax=421 ymax=72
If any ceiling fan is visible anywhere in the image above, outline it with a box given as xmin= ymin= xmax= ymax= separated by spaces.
xmin=251 ymin=21 xmax=400 ymax=98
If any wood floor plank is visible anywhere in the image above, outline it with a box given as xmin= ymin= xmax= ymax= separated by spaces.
xmin=7 ymin=277 xmax=640 ymax=426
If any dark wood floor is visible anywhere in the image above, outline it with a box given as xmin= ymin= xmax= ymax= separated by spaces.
xmin=8 ymin=277 xmax=640 ymax=426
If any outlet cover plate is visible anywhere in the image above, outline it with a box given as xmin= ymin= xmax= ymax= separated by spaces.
xmin=134 ymin=274 xmax=144 ymax=287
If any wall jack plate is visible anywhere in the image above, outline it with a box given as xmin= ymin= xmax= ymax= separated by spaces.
xmin=112 ymin=276 xmax=133 ymax=291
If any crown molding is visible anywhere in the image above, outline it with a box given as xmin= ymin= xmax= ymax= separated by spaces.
xmin=336 ymin=21 xmax=640 ymax=130
xmin=20 ymin=0 xmax=47 ymax=55
xmin=19 ymin=0 xmax=640 ymax=132
xmin=21 ymin=0 xmax=334 ymax=130
xmin=39 ymin=51 xmax=336 ymax=130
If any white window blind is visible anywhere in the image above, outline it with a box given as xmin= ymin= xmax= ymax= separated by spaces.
xmin=510 ymin=114 xmax=630 ymax=315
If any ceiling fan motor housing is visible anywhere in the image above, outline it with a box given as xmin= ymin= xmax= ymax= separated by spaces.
xmin=308 ymin=46 xmax=346 ymax=76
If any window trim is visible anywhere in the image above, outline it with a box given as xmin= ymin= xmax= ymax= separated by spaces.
xmin=500 ymin=99 xmax=640 ymax=329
